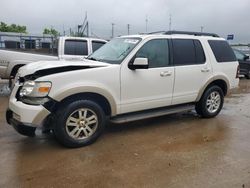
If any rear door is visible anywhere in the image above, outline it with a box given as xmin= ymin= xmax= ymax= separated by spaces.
xmin=172 ymin=38 xmax=212 ymax=105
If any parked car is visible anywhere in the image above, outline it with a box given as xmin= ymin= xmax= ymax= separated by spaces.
xmin=233 ymin=48 xmax=250 ymax=79
xmin=0 ymin=37 xmax=106 ymax=79
xmin=6 ymin=31 xmax=239 ymax=148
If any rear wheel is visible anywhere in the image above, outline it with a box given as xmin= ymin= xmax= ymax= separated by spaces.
xmin=53 ymin=100 xmax=106 ymax=148
xmin=195 ymin=85 xmax=224 ymax=118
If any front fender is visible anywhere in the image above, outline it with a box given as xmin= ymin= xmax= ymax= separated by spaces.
xmin=50 ymin=85 xmax=118 ymax=116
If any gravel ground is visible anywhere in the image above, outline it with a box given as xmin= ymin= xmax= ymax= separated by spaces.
xmin=0 ymin=79 xmax=250 ymax=188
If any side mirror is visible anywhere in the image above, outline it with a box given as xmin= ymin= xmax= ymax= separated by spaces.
xmin=128 ymin=58 xmax=149 ymax=70
xmin=244 ymin=55 xmax=249 ymax=61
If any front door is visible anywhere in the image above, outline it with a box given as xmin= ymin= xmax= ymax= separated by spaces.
xmin=120 ymin=39 xmax=174 ymax=114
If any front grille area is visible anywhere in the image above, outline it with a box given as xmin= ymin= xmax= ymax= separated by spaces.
xmin=15 ymin=86 xmax=22 ymax=101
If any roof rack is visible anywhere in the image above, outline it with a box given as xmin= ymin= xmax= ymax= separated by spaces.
xmin=164 ymin=31 xmax=219 ymax=37
xmin=146 ymin=31 xmax=167 ymax=35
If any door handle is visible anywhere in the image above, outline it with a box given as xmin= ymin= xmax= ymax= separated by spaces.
xmin=201 ymin=68 xmax=210 ymax=72
xmin=160 ymin=71 xmax=172 ymax=77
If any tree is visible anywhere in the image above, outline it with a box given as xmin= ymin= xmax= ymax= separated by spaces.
xmin=43 ymin=27 xmax=60 ymax=37
xmin=0 ymin=22 xmax=27 ymax=33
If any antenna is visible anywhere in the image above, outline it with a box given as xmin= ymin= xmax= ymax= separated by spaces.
xmin=145 ymin=15 xmax=148 ymax=32
xmin=127 ymin=24 xmax=130 ymax=35
xmin=111 ymin=23 xmax=115 ymax=38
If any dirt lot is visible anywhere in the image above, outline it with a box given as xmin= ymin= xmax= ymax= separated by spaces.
xmin=0 ymin=79 xmax=250 ymax=188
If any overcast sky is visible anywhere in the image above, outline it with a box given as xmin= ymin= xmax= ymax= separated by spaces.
xmin=0 ymin=0 xmax=249 ymax=42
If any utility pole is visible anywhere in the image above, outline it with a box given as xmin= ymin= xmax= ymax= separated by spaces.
xmin=145 ymin=15 xmax=148 ymax=33
xmin=127 ymin=24 xmax=130 ymax=35
xmin=200 ymin=26 xmax=204 ymax=33
xmin=169 ymin=14 xmax=172 ymax=31
xmin=78 ymin=25 xmax=82 ymax=37
xmin=111 ymin=23 xmax=115 ymax=38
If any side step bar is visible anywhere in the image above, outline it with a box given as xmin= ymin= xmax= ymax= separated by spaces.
xmin=110 ymin=104 xmax=195 ymax=124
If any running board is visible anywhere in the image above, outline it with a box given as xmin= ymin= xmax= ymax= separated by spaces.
xmin=111 ymin=104 xmax=195 ymax=124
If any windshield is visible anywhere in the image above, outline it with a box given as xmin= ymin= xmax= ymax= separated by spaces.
xmin=233 ymin=49 xmax=245 ymax=60
xmin=88 ymin=37 xmax=141 ymax=64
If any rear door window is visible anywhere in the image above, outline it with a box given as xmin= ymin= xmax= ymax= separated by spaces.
xmin=208 ymin=40 xmax=236 ymax=62
xmin=64 ymin=40 xmax=88 ymax=56
xmin=172 ymin=39 xmax=205 ymax=66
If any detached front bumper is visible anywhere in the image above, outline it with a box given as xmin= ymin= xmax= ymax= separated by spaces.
xmin=6 ymin=109 xmax=37 ymax=136
xmin=6 ymin=85 xmax=51 ymax=136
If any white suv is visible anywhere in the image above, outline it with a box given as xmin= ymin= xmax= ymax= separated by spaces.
xmin=6 ymin=31 xmax=239 ymax=147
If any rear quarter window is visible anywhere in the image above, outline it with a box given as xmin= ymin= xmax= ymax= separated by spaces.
xmin=208 ymin=40 xmax=236 ymax=62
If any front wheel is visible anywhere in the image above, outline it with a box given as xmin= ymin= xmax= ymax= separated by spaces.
xmin=195 ymin=85 xmax=224 ymax=118
xmin=53 ymin=100 xmax=106 ymax=148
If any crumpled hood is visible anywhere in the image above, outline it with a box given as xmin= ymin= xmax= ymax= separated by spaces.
xmin=18 ymin=59 xmax=110 ymax=77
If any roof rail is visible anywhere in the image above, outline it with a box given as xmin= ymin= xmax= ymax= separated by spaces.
xmin=164 ymin=31 xmax=219 ymax=37
xmin=147 ymin=31 xmax=167 ymax=35
xmin=139 ymin=31 xmax=166 ymax=35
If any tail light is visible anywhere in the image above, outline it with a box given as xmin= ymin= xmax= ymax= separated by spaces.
xmin=236 ymin=65 xmax=240 ymax=78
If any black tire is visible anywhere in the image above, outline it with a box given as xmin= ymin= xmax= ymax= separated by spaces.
xmin=245 ymin=74 xmax=250 ymax=79
xmin=53 ymin=100 xmax=106 ymax=148
xmin=195 ymin=85 xmax=224 ymax=118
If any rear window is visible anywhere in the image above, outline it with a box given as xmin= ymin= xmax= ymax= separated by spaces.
xmin=172 ymin=39 xmax=205 ymax=65
xmin=208 ymin=40 xmax=236 ymax=62
xmin=64 ymin=40 xmax=88 ymax=56
xmin=92 ymin=41 xmax=106 ymax=52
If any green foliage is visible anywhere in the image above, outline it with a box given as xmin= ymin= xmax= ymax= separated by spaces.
xmin=0 ymin=22 xmax=27 ymax=33
xmin=43 ymin=27 xmax=60 ymax=37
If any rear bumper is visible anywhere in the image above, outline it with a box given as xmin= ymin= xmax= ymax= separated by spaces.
xmin=6 ymin=109 xmax=36 ymax=136
xmin=240 ymin=69 xmax=250 ymax=76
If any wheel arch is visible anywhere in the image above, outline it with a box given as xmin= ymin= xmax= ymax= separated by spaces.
xmin=7 ymin=60 xmax=32 ymax=78
xmin=196 ymin=76 xmax=229 ymax=101
xmin=10 ymin=64 xmax=25 ymax=77
xmin=51 ymin=87 xmax=117 ymax=116
xmin=59 ymin=92 xmax=112 ymax=116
